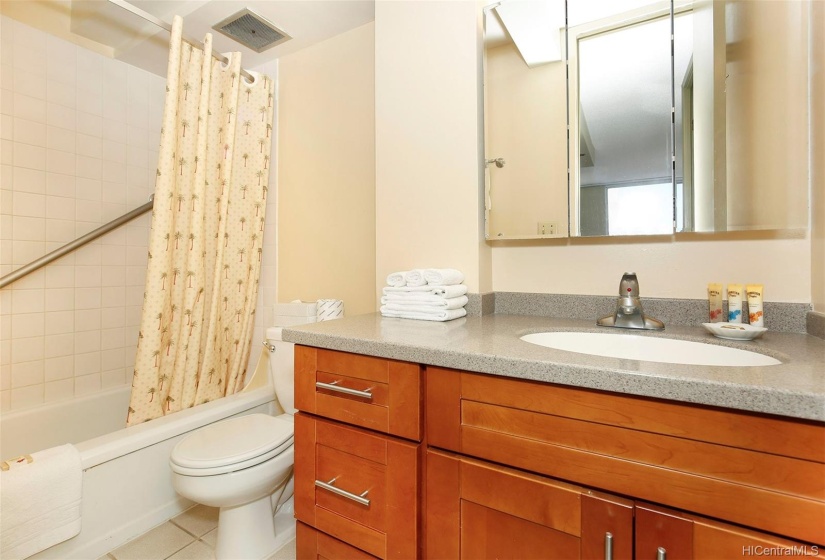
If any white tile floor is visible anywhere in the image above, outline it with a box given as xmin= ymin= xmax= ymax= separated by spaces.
xmin=100 ymin=505 xmax=296 ymax=560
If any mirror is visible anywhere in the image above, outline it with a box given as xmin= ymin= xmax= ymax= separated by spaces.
xmin=484 ymin=0 xmax=810 ymax=239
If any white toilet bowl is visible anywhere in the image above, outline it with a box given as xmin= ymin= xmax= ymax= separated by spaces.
xmin=170 ymin=413 xmax=294 ymax=560
xmin=170 ymin=324 xmax=303 ymax=559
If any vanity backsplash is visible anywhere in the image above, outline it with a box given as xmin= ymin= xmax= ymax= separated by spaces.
xmin=467 ymin=292 xmax=814 ymax=334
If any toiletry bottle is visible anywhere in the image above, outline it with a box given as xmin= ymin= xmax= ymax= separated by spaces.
xmin=727 ymin=284 xmax=744 ymax=323
xmin=708 ymin=283 xmax=723 ymax=322
xmin=747 ymin=284 xmax=764 ymax=326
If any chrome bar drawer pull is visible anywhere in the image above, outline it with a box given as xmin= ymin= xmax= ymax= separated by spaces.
xmin=315 ymin=380 xmax=373 ymax=400
xmin=604 ymin=532 xmax=613 ymax=560
xmin=657 ymin=547 xmax=667 ymax=560
xmin=315 ymin=477 xmax=371 ymax=506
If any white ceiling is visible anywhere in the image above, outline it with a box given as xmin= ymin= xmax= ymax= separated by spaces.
xmin=69 ymin=0 xmax=375 ymax=76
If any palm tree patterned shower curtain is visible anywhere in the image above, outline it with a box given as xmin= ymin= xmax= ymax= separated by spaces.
xmin=128 ymin=16 xmax=274 ymax=425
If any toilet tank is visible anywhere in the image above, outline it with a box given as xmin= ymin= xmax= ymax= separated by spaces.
xmin=266 ymin=327 xmax=297 ymax=415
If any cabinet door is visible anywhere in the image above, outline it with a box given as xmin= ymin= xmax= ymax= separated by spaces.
xmin=582 ymin=492 xmax=634 ymax=560
xmin=297 ymin=522 xmax=378 ymax=560
xmin=691 ymin=516 xmax=821 ymax=559
xmin=295 ymin=413 xmax=420 ymax=559
xmin=635 ymin=503 xmax=693 ymax=560
xmin=426 ymin=449 xmax=633 ymax=560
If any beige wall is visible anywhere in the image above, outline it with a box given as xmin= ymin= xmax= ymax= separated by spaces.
xmin=375 ymin=1 xmax=491 ymax=298
xmin=0 ymin=1 xmax=114 ymax=57
xmin=277 ymin=23 xmax=376 ymax=317
xmin=492 ymin=235 xmax=811 ymax=302
xmin=725 ymin=0 xmax=809 ymax=231
xmin=813 ymin=0 xmax=825 ymax=313
xmin=486 ymin=42 xmax=567 ymax=238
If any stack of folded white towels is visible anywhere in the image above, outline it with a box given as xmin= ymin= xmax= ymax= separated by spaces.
xmin=380 ymin=268 xmax=468 ymax=322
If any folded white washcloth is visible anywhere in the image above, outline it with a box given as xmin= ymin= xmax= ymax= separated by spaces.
xmin=1 ymin=444 xmax=82 ymax=560
xmin=383 ymin=285 xmax=468 ymax=298
xmin=403 ymin=269 xmax=427 ymax=287
xmin=381 ymin=295 xmax=469 ymax=310
xmin=380 ymin=306 xmax=467 ymax=322
xmin=385 ymin=271 xmax=408 ymax=287
xmin=424 ymin=268 xmax=465 ymax=286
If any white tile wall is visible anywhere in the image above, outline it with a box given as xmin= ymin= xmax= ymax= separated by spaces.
xmin=1 ymin=16 xmax=165 ymax=410
xmin=247 ymin=60 xmax=279 ymax=377
xmin=2 ymin=18 xmax=281 ymax=410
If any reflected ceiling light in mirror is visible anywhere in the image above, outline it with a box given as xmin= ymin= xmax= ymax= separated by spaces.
xmin=494 ymin=0 xmax=564 ymax=67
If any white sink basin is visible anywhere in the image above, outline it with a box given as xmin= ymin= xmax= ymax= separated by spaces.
xmin=520 ymin=332 xmax=781 ymax=367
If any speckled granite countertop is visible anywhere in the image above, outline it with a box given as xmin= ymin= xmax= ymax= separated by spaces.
xmin=282 ymin=313 xmax=825 ymax=422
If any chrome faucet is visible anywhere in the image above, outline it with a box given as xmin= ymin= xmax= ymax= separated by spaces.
xmin=597 ymin=273 xmax=664 ymax=330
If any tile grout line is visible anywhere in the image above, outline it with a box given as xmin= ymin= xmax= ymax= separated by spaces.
xmin=168 ymin=518 xmax=203 ymax=541
xmin=161 ymin=520 xmax=203 ymax=560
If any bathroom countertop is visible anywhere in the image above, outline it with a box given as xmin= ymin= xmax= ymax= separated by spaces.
xmin=282 ymin=313 xmax=825 ymax=422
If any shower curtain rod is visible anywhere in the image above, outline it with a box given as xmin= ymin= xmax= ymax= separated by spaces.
xmin=0 ymin=197 xmax=154 ymax=289
xmin=107 ymin=0 xmax=254 ymax=82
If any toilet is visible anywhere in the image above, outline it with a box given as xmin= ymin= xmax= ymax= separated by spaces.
xmin=170 ymin=326 xmax=298 ymax=560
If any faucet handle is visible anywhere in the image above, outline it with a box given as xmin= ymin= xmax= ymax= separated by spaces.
xmin=619 ymin=272 xmax=640 ymax=298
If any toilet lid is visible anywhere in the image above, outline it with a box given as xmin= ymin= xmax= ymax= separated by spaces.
xmin=171 ymin=414 xmax=293 ymax=472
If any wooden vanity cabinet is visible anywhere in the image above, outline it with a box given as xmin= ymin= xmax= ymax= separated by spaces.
xmin=293 ymin=345 xmax=824 ymax=559
xmin=426 ymin=366 xmax=825 ymax=556
xmin=294 ymin=346 xmax=423 ymax=560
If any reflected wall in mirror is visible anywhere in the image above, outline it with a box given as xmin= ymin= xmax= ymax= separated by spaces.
xmin=484 ymin=0 xmax=568 ymax=239
xmin=719 ymin=0 xmax=808 ymax=232
xmin=484 ymin=0 xmax=811 ymax=239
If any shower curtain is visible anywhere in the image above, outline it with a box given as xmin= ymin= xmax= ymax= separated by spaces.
xmin=128 ymin=16 xmax=274 ymax=425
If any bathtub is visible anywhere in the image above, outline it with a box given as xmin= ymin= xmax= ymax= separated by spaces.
xmin=0 ymin=351 xmax=277 ymax=560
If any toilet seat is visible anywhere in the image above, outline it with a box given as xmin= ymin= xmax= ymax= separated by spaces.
xmin=170 ymin=414 xmax=294 ymax=477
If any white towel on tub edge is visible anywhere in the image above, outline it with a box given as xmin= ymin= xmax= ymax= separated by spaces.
xmin=0 ymin=444 xmax=82 ymax=560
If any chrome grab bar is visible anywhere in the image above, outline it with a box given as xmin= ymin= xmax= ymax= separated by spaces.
xmin=0 ymin=197 xmax=154 ymax=289
xmin=315 ymin=380 xmax=373 ymax=400
xmin=315 ymin=477 xmax=370 ymax=507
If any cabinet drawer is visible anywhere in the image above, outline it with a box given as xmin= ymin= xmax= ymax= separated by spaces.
xmin=297 ymin=522 xmax=378 ymax=560
xmin=295 ymin=413 xmax=420 ymax=559
xmin=427 ymin=367 xmax=825 ymax=545
xmin=295 ymin=346 xmax=422 ymax=440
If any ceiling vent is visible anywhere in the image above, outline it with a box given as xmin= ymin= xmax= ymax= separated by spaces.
xmin=213 ymin=9 xmax=291 ymax=53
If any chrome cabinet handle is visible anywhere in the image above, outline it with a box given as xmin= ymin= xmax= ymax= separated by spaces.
xmin=315 ymin=380 xmax=373 ymax=400
xmin=604 ymin=532 xmax=613 ymax=560
xmin=657 ymin=547 xmax=666 ymax=560
xmin=315 ymin=477 xmax=370 ymax=506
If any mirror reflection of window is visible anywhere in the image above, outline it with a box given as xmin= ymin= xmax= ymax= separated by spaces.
xmin=575 ymin=8 xmax=677 ymax=236
xmin=606 ymin=182 xmax=684 ymax=236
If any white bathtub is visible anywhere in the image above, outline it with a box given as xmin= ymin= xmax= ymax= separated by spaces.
xmin=0 ymin=353 xmax=277 ymax=560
